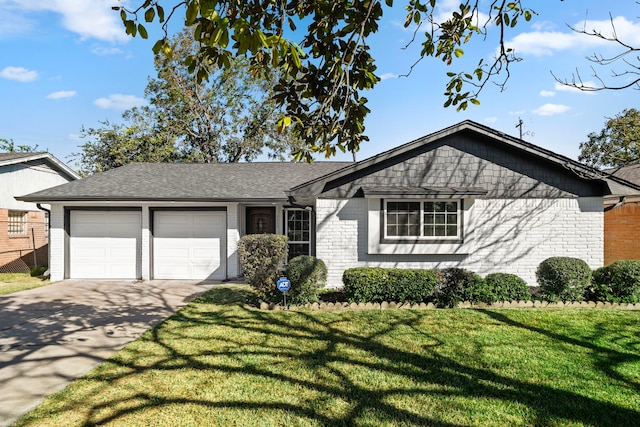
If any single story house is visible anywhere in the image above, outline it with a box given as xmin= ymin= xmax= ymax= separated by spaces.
xmin=603 ymin=164 xmax=640 ymax=264
xmin=17 ymin=121 xmax=638 ymax=287
xmin=1 ymin=152 xmax=79 ymax=272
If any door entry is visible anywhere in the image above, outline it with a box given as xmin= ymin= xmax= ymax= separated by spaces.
xmin=246 ymin=207 xmax=276 ymax=234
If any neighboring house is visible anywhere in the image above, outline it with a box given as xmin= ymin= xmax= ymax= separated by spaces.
xmin=16 ymin=121 xmax=638 ymax=287
xmin=1 ymin=152 xmax=79 ymax=272
xmin=603 ymin=164 xmax=640 ymax=264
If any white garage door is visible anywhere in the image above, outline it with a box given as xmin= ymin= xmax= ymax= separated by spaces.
xmin=153 ymin=211 xmax=226 ymax=280
xmin=70 ymin=210 xmax=141 ymax=279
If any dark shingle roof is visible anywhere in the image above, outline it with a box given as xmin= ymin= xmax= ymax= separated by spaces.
xmin=17 ymin=162 xmax=350 ymax=202
xmin=606 ymin=164 xmax=640 ymax=186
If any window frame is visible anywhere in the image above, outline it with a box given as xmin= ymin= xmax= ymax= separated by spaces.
xmin=8 ymin=210 xmax=28 ymax=236
xmin=382 ymin=199 xmax=463 ymax=242
xmin=284 ymin=207 xmax=312 ymax=259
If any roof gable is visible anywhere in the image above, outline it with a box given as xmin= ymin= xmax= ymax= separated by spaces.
xmin=288 ymin=120 xmax=637 ymax=199
xmin=0 ymin=152 xmax=79 ymax=181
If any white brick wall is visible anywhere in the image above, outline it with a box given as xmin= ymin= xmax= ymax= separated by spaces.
xmin=316 ymin=197 xmax=603 ymax=288
xmin=48 ymin=204 xmax=64 ymax=282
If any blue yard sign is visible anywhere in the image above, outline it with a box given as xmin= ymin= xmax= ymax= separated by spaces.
xmin=276 ymin=277 xmax=291 ymax=293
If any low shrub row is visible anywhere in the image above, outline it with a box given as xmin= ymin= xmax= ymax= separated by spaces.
xmin=237 ymin=234 xmax=640 ymax=307
xmin=537 ymin=257 xmax=640 ymax=303
xmin=343 ymin=267 xmax=531 ymax=307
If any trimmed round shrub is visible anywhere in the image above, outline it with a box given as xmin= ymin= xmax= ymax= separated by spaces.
xmin=536 ymin=257 xmax=591 ymax=302
xmin=434 ymin=268 xmax=484 ymax=308
xmin=238 ymin=234 xmax=288 ymax=301
xmin=473 ymin=273 xmax=531 ymax=303
xmin=342 ymin=267 xmax=441 ymax=304
xmin=285 ymin=256 xmax=327 ymax=305
xmin=30 ymin=266 xmax=48 ymax=277
xmin=589 ymin=260 xmax=640 ymax=303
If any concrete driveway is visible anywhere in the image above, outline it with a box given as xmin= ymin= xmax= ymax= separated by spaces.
xmin=0 ymin=279 xmax=216 ymax=426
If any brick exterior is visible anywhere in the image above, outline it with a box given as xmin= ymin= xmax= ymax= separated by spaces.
xmin=0 ymin=209 xmax=49 ymax=272
xmin=604 ymin=201 xmax=640 ymax=264
xmin=316 ymin=197 xmax=604 ymax=288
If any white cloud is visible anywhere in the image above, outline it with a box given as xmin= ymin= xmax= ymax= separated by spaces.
xmin=379 ymin=73 xmax=397 ymax=81
xmin=484 ymin=116 xmax=498 ymax=124
xmin=91 ymin=45 xmax=124 ymax=56
xmin=505 ymin=16 xmax=640 ymax=57
xmin=539 ymin=90 xmax=555 ymax=97
xmin=532 ymin=103 xmax=570 ymax=116
xmin=0 ymin=0 xmax=129 ymax=42
xmin=94 ymin=94 xmax=145 ymax=110
xmin=46 ymin=90 xmax=77 ymax=99
xmin=0 ymin=66 xmax=38 ymax=82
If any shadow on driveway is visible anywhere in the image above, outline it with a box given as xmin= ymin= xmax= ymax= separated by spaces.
xmin=0 ymin=280 xmax=215 ymax=426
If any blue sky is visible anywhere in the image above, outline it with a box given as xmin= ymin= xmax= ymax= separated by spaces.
xmin=0 ymin=0 xmax=638 ymax=169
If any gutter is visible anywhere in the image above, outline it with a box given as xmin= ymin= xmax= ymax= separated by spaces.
xmin=604 ymin=196 xmax=626 ymax=212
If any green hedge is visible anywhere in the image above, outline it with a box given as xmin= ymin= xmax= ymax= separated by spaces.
xmin=342 ymin=267 xmax=442 ymax=304
xmin=589 ymin=260 xmax=640 ymax=303
xmin=536 ymin=257 xmax=591 ymax=302
xmin=471 ymin=273 xmax=531 ymax=303
xmin=285 ymin=256 xmax=327 ymax=305
xmin=434 ymin=268 xmax=484 ymax=307
xmin=238 ymin=234 xmax=288 ymax=301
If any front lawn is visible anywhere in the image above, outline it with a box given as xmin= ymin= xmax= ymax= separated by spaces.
xmin=16 ymin=285 xmax=640 ymax=426
xmin=0 ymin=272 xmax=50 ymax=296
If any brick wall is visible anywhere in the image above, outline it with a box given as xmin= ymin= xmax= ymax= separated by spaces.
xmin=604 ymin=201 xmax=640 ymax=264
xmin=316 ymin=197 xmax=603 ymax=288
xmin=0 ymin=209 xmax=49 ymax=272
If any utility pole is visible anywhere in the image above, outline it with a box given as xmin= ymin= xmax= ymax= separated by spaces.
xmin=516 ymin=117 xmax=524 ymax=139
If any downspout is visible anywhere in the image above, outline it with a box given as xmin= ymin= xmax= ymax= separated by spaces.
xmin=36 ymin=203 xmax=51 ymax=275
xmin=604 ymin=196 xmax=626 ymax=212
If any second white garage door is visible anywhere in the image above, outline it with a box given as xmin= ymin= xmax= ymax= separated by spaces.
xmin=153 ymin=211 xmax=226 ymax=280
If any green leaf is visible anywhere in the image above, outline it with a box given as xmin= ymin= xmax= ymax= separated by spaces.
xmin=454 ymin=48 xmax=464 ymax=58
xmin=138 ymin=24 xmax=148 ymax=39
xmin=470 ymin=99 xmax=481 ymax=106
xmin=186 ymin=1 xmax=198 ymax=25
xmin=525 ymin=10 xmax=532 ymax=21
xmin=120 ymin=9 xmax=126 ymax=22
xmin=144 ymin=8 xmax=155 ymax=23
xmin=125 ymin=20 xmax=137 ymax=36
xmin=152 ymin=39 xmax=163 ymax=54
xmin=156 ymin=5 xmax=165 ymax=23
xmin=385 ymin=0 xmax=393 ymax=6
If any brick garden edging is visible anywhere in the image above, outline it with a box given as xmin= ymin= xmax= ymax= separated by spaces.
xmin=255 ymin=300 xmax=640 ymax=311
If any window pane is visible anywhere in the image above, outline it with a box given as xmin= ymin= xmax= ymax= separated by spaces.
xmin=288 ymin=243 xmax=310 ymax=260
xmin=386 ymin=201 xmax=419 ymax=237
xmin=447 ymin=225 xmax=457 ymax=236
xmin=434 ymin=225 xmax=446 ymax=236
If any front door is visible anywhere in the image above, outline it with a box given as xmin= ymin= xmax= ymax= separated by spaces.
xmin=246 ymin=207 xmax=276 ymax=234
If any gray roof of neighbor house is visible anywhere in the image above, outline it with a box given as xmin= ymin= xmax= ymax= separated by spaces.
xmin=287 ymin=120 xmax=640 ymax=198
xmin=605 ymin=164 xmax=640 ymax=187
xmin=16 ymin=162 xmax=350 ymax=203
xmin=0 ymin=152 xmax=80 ymax=181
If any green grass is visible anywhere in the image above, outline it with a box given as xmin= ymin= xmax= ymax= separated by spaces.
xmin=0 ymin=272 xmax=50 ymax=295
xmin=15 ymin=285 xmax=640 ymax=426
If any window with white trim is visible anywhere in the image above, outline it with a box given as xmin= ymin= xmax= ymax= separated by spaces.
xmin=384 ymin=200 xmax=461 ymax=239
xmin=8 ymin=211 xmax=27 ymax=236
xmin=285 ymin=208 xmax=311 ymax=259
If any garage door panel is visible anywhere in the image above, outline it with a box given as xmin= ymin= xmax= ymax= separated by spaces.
xmin=153 ymin=211 xmax=226 ymax=280
xmin=70 ymin=211 xmax=141 ymax=279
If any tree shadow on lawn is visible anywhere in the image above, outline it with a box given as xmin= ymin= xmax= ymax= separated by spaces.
xmin=17 ymin=286 xmax=640 ymax=426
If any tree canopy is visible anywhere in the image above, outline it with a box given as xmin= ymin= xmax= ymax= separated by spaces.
xmin=115 ymin=0 xmax=539 ymax=161
xmin=74 ymin=29 xmax=300 ymax=176
xmin=578 ymin=109 xmax=640 ymax=169
xmin=0 ymin=138 xmax=40 ymax=153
